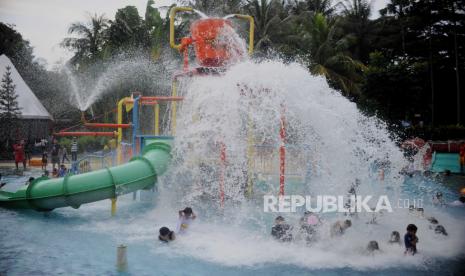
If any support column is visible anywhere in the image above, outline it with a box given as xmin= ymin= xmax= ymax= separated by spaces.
xmin=279 ymin=106 xmax=286 ymax=197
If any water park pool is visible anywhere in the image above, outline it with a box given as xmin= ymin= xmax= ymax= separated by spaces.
xmin=1 ymin=169 xmax=464 ymax=275
xmin=1 ymin=5 xmax=464 ymax=275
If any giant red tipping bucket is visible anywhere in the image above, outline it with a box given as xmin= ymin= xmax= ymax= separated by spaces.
xmin=190 ymin=18 xmax=235 ymax=67
xmin=169 ymin=7 xmax=254 ymax=69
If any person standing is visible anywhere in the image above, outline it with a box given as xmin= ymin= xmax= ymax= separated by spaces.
xmin=13 ymin=140 xmax=26 ymax=170
xmin=40 ymin=137 xmax=48 ymax=152
xmin=404 ymin=224 xmax=419 ymax=255
xmin=62 ymin=146 xmax=69 ymax=163
xmin=24 ymin=140 xmax=32 ymax=163
xmin=71 ymin=137 xmax=78 ymax=162
xmin=50 ymin=140 xmax=61 ymax=170
xmin=41 ymin=150 xmax=48 ymax=170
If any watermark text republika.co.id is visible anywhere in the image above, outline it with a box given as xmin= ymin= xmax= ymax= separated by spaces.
xmin=263 ymin=195 xmax=423 ymax=213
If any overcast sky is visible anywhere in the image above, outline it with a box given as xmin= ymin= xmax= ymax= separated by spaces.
xmin=0 ymin=0 xmax=389 ymax=68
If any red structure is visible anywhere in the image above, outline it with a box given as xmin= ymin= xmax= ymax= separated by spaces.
xmin=190 ymin=19 xmax=239 ymax=67
xmin=54 ymin=131 xmax=117 ymax=137
xmin=85 ymin=123 xmax=131 ymax=129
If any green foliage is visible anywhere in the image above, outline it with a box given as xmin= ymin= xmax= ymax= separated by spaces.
xmin=76 ymin=136 xmax=109 ymax=153
xmin=62 ymin=14 xmax=109 ymax=66
xmin=58 ymin=136 xmax=108 ymax=153
xmin=0 ymin=66 xmax=22 ymax=141
xmin=359 ymin=52 xmax=429 ymax=122
xmin=1 ymin=0 xmax=463 ymax=142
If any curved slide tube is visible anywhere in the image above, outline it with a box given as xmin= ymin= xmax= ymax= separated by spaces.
xmin=0 ymin=141 xmax=171 ymax=211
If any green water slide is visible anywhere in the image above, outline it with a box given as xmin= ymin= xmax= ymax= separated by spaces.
xmin=0 ymin=140 xmax=171 ymax=211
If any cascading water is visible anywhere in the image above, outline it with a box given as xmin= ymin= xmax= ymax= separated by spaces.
xmin=150 ymin=19 xmax=465 ymax=270
xmin=1 ymin=12 xmax=463 ymax=276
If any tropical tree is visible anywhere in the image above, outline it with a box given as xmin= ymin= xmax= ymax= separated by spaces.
xmin=380 ymin=0 xmax=409 ymax=54
xmin=286 ymin=12 xmax=365 ymax=96
xmin=106 ymin=6 xmax=150 ymax=53
xmin=62 ymin=14 xmax=109 ymax=66
xmin=186 ymin=0 xmax=243 ymax=14
xmin=291 ymin=0 xmax=342 ymax=17
xmin=341 ymin=0 xmax=373 ymax=62
xmin=243 ymin=0 xmax=289 ymax=51
xmin=145 ymin=0 xmax=164 ymax=59
xmin=0 ymin=66 xmax=22 ymax=142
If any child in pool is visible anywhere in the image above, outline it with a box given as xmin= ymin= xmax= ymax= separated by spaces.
xmin=404 ymin=224 xmax=418 ymax=255
xmin=176 ymin=207 xmax=196 ymax=233
xmin=41 ymin=151 xmax=48 ymax=170
xmin=389 ymin=231 xmax=401 ymax=245
xmin=271 ymin=216 xmax=293 ymax=242
xmin=330 ymin=220 xmax=352 ymax=237
xmin=159 ymin=227 xmax=176 ymax=242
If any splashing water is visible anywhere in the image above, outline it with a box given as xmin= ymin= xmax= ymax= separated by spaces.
xmin=193 ymin=9 xmax=209 ymax=19
xmin=61 ymin=55 xmax=174 ymax=111
xmin=172 ymin=60 xmax=407 ymax=201
xmin=1 ymin=14 xmax=463 ymax=276
xmin=62 ymin=65 xmax=85 ymax=110
xmin=157 ymin=59 xmax=465 ymax=269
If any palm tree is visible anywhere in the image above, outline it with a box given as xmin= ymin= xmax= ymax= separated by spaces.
xmin=304 ymin=0 xmax=343 ymax=16
xmin=62 ymin=14 xmax=109 ymax=65
xmin=341 ymin=0 xmax=373 ymax=62
xmin=380 ymin=0 xmax=409 ymax=54
xmin=243 ymin=0 xmax=288 ymax=51
xmin=289 ymin=13 xmax=365 ymax=96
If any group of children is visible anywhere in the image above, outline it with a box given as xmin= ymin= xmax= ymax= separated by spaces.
xmin=271 ymin=212 xmax=323 ymax=244
xmin=41 ymin=138 xmax=77 ymax=171
xmin=158 ymin=207 xmax=197 ymax=242
xmin=269 ymin=212 xmax=439 ymax=256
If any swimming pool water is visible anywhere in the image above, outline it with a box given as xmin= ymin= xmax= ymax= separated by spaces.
xmin=1 ymin=172 xmax=464 ymax=275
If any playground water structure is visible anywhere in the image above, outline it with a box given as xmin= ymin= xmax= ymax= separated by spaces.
xmin=1 ymin=7 xmax=465 ymax=275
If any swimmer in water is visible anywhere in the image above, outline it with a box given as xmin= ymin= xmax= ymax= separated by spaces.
xmin=330 ymin=220 xmax=352 ymax=237
xmin=404 ymin=224 xmax=418 ymax=255
xmin=432 ymin=191 xmax=445 ymax=206
xmin=298 ymin=211 xmax=320 ymax=244
xmin=434 ymin=225 xmax=448 ymax=236
xmin=271 ymin=216 xmax=293 ymax=242
xmin=367 ymin=240 xmax=380 ymax=253
xmin=159 ymin=227 xmax=176 ymax=242
xmin=176 ymin=207 xmax=196 ymax=233
xmin=388 ymin=231 xmax=401 ymax=245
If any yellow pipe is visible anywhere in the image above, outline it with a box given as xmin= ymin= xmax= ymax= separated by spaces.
xmin=117 ymin=97 xmax=131 ymax=164
xmin=171 ymin=79 xmax=178 ymax=135
xmin=170 ymin=6 xmax=194 ymax=50
xmin=154 ymin=104 xmax=160 ymax=135
xmin=234 ymin=14 xmax=254 ymax=55
xmin=111 ymin=197 xmax=117 ymax=216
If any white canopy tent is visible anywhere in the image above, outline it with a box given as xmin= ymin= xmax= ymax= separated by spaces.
xmin=0 ymin=54 xmax=52 ymax=120
xmin=0 ymin=54 xmax=53 ymax=141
